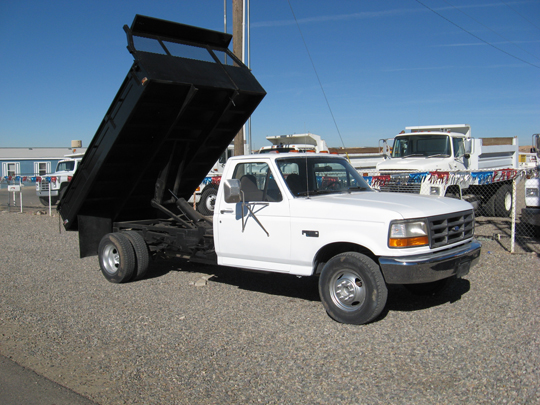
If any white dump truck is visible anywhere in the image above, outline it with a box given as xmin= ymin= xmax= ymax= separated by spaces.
xmin=366 ymin=125 xmax=519 ymax=217
xmin=36 ymin=154 xmax=83 ymax=206
xmin=522 ymin=134 xmax=540 ymax=237
xmin=59 ymin=16 xmax=481 ymax=325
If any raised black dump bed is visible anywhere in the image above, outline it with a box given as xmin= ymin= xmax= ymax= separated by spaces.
xmin=59 ymin=15 xmax=265 ymax=256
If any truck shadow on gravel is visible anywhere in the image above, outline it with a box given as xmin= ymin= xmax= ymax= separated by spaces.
xmin=147 ymin=257 xmax=322 ymax=302
xmin=383 ymin=279 xmax=471 ymax=314
xmin=145 ymin=257 xmax=471 ymax=320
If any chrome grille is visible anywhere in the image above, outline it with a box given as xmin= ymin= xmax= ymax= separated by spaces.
xmin=39 ymin=182 xmax=50 ymax=191
xmin=380 ymin=183 xmax=421 ymax=194
xmin=429 ymin=210 xmax=475 ymax=249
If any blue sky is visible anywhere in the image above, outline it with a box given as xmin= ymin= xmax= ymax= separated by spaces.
xmin=1 ymin=0 xmax=539 ymax=150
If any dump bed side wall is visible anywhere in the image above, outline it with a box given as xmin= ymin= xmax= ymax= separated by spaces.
xmin=469 ymin=137 xmax=518 ymax=170
xmin=58 ymin=16 xmax=266 ymax=235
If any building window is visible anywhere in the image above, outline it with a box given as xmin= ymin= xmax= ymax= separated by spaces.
xmin=2 ymin=162 xmax=20 ymax=177
xmin=34 ymin=162 xmax=50 ymax=176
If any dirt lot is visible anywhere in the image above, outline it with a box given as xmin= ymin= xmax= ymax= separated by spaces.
xmin=0 ymin=210 xmax=539 ymax=404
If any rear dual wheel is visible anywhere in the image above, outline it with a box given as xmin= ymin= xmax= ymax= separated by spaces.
xmin=98 ymin=231 xmax=150 ymax=283
xmin=484 ymin=184 xmax=513 ymax=217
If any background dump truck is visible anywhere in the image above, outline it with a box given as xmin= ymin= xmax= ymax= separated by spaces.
xmin=36 ymin=154 xmax=83 ymax=206
xmin=366 ymin=125 xmax=519 ymax=217
xmin=258 ymin=133 xmax=329 ymax=154
xmin=60 ymin=16 xmax=481 ymax=325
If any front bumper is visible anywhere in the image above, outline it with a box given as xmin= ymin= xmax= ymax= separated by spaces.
xmin=378 ymin=240 xmax=481 ymax=284
xmin=36 ymin=190 xmax=59 ymax=197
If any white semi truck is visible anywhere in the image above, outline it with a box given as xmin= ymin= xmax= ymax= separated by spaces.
xmin=522 ymin=134 xmax=540 ymax=237
xmin=36 ymin=154 xmax=83 ymax=206
xmin=366 ymin=125 xmax=519 ymax=217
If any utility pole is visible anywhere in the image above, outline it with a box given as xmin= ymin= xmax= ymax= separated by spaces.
xmin=232 ymin=0 xmax=244 ymax=156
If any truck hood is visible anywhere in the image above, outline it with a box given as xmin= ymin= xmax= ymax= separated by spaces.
xmin=377 ymin=157 xmax=451 ymax=172
xmin=290 ymin=191 xmax=473 ymax=221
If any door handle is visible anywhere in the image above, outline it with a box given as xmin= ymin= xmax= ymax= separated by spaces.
xmin=220 ymin=209 xmax=234 ymax=214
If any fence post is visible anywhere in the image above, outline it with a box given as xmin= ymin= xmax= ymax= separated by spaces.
xmin=511 ymin=176 xmax=517 ymax=253
xmin=48 ymin=183 xmax=52 ymax=217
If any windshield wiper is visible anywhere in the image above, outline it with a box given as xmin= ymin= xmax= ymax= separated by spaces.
xmin=427 ymin=153 xmax=450 ymax=158
xmin=402 ymin=154 xmax=425 ymax=158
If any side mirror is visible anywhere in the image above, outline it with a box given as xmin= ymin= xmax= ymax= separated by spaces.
xmin=224 ymin=179 xmax=241 ymax=203
xmin=464 ymin=139 xmax=472 ymax=154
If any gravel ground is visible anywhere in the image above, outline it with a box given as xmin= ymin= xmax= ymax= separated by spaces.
xmin=0 ymin=211 xmax=539 ymax=405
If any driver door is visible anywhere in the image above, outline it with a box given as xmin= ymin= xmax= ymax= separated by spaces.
xmin=215 ymin=160 xmax=291 ymax=273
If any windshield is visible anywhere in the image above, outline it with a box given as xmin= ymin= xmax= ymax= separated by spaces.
xmin=392 ymin=135 xmax=451 ymax=158
xmin=276 ymin=157 xmax=372 ymax=196
xmin=56 ymin=161 xmax=75 ymax=172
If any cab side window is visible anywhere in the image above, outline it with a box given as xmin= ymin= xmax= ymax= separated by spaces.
xmin=232 ymin=162 xmax=283 ymax=202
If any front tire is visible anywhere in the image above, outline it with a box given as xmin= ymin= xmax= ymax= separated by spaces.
xmin=319 ymin=252 xmax=388 ymax=325
xmin=98 ymin=233 xmax=135 ymax=283
xmin=198 ymin=186 xmax=217 ymax=216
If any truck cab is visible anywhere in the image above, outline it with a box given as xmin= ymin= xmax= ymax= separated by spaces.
xmin=378 ymin=125 xmax=471 ymax=173
xmin=36 ymin=156 xmax=82 ymax=205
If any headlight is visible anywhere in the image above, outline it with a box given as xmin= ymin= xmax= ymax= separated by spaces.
xmin=526 ymin=188 xmax=539 ymax=197
xmin=430 ymin=186 xmax=440 ymax=196
xmin=389 ymin=220 xmax=429 ymax=248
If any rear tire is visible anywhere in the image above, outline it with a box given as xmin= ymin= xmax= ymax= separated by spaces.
xmin=319 ymin=252 xmax=387 ymax=325
xmin=122 ymin=231 xmax=150 ymax=281
xmin=494 ymin=184 xmax=512 ymax=217
xmin=98 ymin=233 xmax=135 ymax=283
xmin=484 ymin=184 xmax=512 ymax=217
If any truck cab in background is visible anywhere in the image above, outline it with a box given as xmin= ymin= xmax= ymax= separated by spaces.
xmin=258 ymin=133 xmax=329 ymax=154
xmin=522 ymin=134 xmax=540 ymax=237
xmin=371 ymin=125 xmax=519 ymax=217
xmin=36 ymin=155 xmax=83 ymax=206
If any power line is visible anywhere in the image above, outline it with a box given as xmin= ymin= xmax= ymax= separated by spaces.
xmin=440 ymin=0 xmax=540 ymax=62
xmin=501 ymin=0 xmax=540 ymax=32
xmin=414 ymin=0 xmax=540 ymax=69
xmin=286 ymin=0 xmax=347 ymax=149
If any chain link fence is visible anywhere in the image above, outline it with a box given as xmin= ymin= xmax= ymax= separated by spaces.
xmin=363 ymin=167 xmax=540 ymax=254
xmin=3 ymin=169 xmax=540 ymax=253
